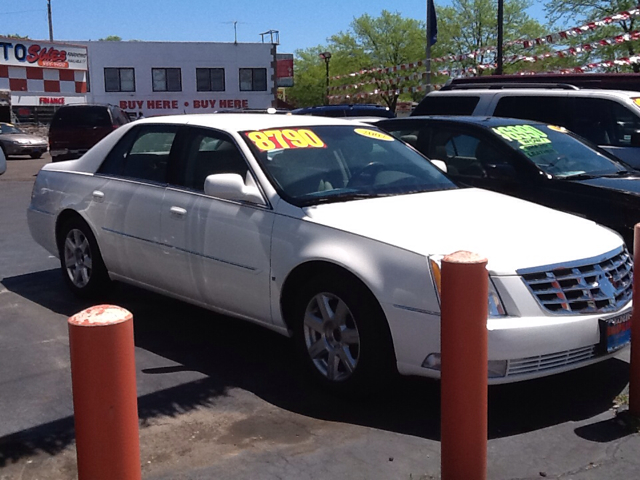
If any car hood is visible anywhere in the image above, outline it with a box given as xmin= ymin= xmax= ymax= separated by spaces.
xmin=0 ymin=133 xmax=47 ymax=144
xmin=302 ymin=188 xmax=623 ymax=275
xmin=570 ymin=174 xmax=640 ymax=196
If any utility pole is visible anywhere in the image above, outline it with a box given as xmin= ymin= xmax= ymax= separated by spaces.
xmin=495 ymin=0 xmax=504 ymax=75
xmin=319 ymin=52 xmax=331 ymax=105
xmin=47 ymin=0 xmax=54 ymax=41
xmin=425 ymin=0 xmax=437 ymax=91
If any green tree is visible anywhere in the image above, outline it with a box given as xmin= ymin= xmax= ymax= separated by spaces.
xmin=4 ymin=34 xmax=29 ymax=39
xmin=287 ymin=10 xmax=424 ymax=110
xmin=436 ymin=0 xmax=549 ymax=76
xmin=545 ymin=0 xmax=640 ymax=73
xmin=287 ymin=5 xmax=551 ymax=110
xmin=98 ymin=35 xmax=122 ymax=41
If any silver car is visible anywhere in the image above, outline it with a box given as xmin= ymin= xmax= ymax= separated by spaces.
xmin=0 ymin=123 xmax=48 ymax=159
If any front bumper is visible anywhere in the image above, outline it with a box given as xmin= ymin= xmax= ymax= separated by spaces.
xmin=386 ymin=291 xmax=632 ymax=384
xmin=5 ymin=143 xmax=48 ymax=156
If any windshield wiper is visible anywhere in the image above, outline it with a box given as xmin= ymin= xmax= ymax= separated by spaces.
xmin=557 ymin=173 xmax=600 ymax=180
xmin=311 ymin=192 xmax=387 ymax=204
xmin=561 ymin=170 xmax=634 ymax=180
xmin=599 ymin=170 xmax=635 ymax=177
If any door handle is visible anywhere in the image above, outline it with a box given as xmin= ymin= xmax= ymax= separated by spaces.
xmin=170 ymin=206 xmax=187 ymax=217
xmin=92 ymin=190 xmax=105 ymax=202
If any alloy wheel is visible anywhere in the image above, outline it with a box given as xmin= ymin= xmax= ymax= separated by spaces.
xmin=303 ymin=292 xmax=361 ymax=382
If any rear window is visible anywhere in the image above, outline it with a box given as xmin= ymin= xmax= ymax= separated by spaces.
xmin=412 ymin=95 xmax=480 ymax=116
xmin=51 ymin=106 xmax=112 ymax=128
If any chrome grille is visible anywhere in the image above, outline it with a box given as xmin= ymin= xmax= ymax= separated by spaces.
xmin=518 ymin=247 xmax=633 ymax=314
xmin=507 ymin=345 xmax=596 ymax=376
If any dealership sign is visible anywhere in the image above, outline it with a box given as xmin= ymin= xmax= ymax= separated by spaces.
xmin=0 ymin=37 xmax=88 ymax=70
xmin=276 ymin=53 xmax=294 ymax=88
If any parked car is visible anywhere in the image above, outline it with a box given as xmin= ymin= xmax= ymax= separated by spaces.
xmin=0 ymin=122 xmax=48 ymax=159
xmin=440 ymin=73 xmax=640 ymax=92
xmin=377 ymin=115 xmax=640 ymax=246
xmin=27 ymin=114 xmax=632 ymax=393
xmin=292 ymin=104 xmax=395 ymax=118
xmin=0 ymin=147 xmax=6 ymax=175
xmin=412 ymin=84 xmax=640 ymax=168
xmin=48 ymin=104 xmax=130 ymax=162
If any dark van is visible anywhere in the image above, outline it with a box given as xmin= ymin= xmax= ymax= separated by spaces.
xmin=49 ymin=104 xmax=131 ymax=162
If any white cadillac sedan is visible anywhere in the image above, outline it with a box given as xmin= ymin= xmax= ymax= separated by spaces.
xmin=27 ymin=114 xmax=633 ymax=393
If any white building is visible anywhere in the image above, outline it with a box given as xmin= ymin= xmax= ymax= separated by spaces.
xmin=79 ymin=40 xmax=278 ymax=119
xmin=0 ymin=37 xmax=279 ymax=123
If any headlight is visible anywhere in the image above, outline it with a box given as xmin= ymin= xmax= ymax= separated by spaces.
xmin=9 ymin=139 xmax=29 ymax=145
xmin=428 ymin=255 xmax=507 ymax=317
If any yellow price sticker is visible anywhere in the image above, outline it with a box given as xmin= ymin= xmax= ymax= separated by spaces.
xmin=245 ymin=129 xmax=326 ymax=151
xmin=548 ymin=125 xmax=568 ymax=133
xmin=354 ymin=128 xmax=394 ymax=141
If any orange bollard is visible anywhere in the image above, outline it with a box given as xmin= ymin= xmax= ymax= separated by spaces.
xmin=630 ymin=225 xmax=640 ymax=416
xmin=68 ymin=305 xmax=141 ymax=480
xmin=440 ymin=251 xmax=488 ymax=480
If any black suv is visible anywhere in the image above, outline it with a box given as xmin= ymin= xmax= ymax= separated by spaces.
xmin=292 ymin=104 xmax=395 ymax=118
xmin=49 ymin=104 xmax=131 ymax=162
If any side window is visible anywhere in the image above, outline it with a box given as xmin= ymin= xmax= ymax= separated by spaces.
xmin=429 ymin=128 xmax=511 ymax=178
xmin=98 ymin=125 xmax=178 ymax=183
xmin=172 ymin=128 xmax=249 ymax=192
xmin=494 ymin=96 xmax=568 ymax=126
xmin=611 ymin=101 xmax=640 ymax=146
xmin=570 ymin=98 xmax=618 ymax=146
xmin=415 ymin=95 xmax=480 ymax=115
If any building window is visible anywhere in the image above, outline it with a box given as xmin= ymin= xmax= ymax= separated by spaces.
xmin=239 ymin=68 xmax=267 ymax=91
xmin=104 ymin=68 xmax=135 ymax=92
xmin=196 ymin=68 xmax=225 ymax=92
xmin=152 ymin=68 xmax=182 ymax=92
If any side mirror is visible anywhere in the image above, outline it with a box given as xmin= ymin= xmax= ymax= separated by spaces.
xmin=430 ymin=159 xmax=448 ymax=173
xmin=631 ymin=130 xmax=640 ymax=147
xmin=204 ymin=173 xmax=266 ymax=205
xmin=0 ymin=147 xmax=6 ymax=175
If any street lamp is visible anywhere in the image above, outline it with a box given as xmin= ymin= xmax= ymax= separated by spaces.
xmin=319 ymin=52 xmax=332 ymax=105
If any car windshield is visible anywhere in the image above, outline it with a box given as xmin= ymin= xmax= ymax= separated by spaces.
xmin=490 ymin=124 xmax=628 ymax=178
xmin=242 ymin=125 xmax=457 ymax=206
xmin=0 ymin=123 xmax=24 ymax=134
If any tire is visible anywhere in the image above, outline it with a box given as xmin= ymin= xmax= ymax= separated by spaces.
xmin=58 ymin=217 xmax=110 ymax=298
xmin=30 ymin=152 xmax=43 ymax=159
xmin=292 ymin=274 xmax=396 ymax=395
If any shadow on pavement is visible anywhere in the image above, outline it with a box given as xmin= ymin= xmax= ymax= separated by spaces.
xmin=1 ymin=268 xmax=632 ymax=465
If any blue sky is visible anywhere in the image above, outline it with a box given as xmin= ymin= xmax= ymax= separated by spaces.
xmin=4 ymin=0 xmax=547 ymax=54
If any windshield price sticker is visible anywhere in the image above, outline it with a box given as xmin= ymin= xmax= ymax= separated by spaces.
xmin=521 ymin=143 xmax=556 ymax=159
xmin=354 ymin=128 xmax=394 ymax=141
xmin=245 ymin=129 xmax=326 ymax=151
xmin=492 ymin=125 xmax=552 ymax=148
xmin=548 ymin=125 xmax=568 ymax=133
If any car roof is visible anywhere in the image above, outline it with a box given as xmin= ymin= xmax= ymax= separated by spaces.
xmin=428 ymin=88 xmax=640 ymax=98
xmin=293 ymin=104 xmax=388 ymax=111
xmin=132 ymin=113 xmax=373 ymax=131
xmin=381 ymin=115 xmax=545 ymax=128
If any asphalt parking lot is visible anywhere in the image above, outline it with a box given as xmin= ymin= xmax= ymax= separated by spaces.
xmin=1 ymin=154 xmax=639 ymax=479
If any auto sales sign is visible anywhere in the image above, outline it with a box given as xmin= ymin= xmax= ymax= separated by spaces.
xmin=0 ymin=37 xmax=87 ymax=70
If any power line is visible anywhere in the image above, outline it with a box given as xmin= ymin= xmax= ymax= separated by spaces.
xmin=2 ymin=9 xmax=46 ymax=15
